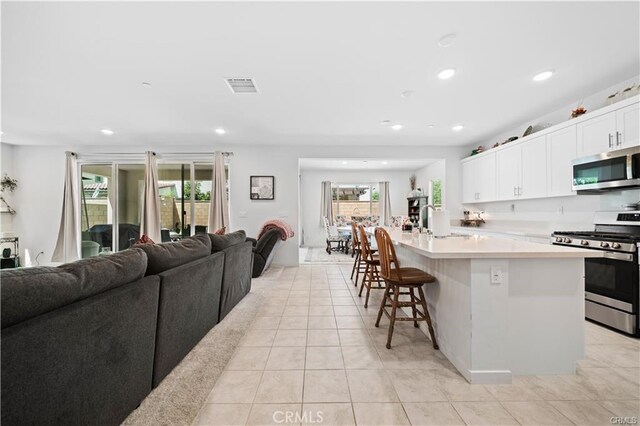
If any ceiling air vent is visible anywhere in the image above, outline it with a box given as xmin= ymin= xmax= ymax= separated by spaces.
xmin=225 ymin=78 xmax=259 ymax=94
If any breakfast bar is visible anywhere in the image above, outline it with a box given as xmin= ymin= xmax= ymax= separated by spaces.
xmin=382 ymin=230 xmax=603 ymax=384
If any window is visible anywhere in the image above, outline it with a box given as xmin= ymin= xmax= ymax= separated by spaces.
xmin=331 ymin=183 xmax=379 ymax=218
xmin=430 ymin=179 xmax=442 ymax=207
xmin=80 ymin=165 xmax=113 ymax=256
xmin=80 ymin=157 xmax=229 ymax=255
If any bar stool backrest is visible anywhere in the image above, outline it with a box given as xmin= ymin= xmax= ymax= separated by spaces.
xmin=374 ymin=227 xmax=402 ymax=281
xmin=351 ymin=221 xmax=361 ymax=251
xmin=357 ymin=225 xmax=374 ymax=261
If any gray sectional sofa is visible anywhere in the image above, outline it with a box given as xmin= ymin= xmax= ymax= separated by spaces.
xmin=0 ymin=230 xmax=252 ymax=426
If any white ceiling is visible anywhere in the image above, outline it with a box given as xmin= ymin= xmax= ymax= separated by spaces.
xmin=299 ymin=158 xmax=436 ymax=171
xmin=2 ymin=1 xmax=639 ymax=147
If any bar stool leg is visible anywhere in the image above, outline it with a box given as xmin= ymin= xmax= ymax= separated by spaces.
xmin=375 ymin=283 xmax=390 ymax=327
xmin=358 ymin=262 xmax=369 ymax=297
xmin=417 ymin=286 xmax=439 ymax=350
xmin=364 ymin=266 xmax=373 ymax=308
xmin=409 ymin=287 xmax=419 ymax=328
xmin=350 ymin=250 xmax=359 ymax=279
xmin=354 ymin=253 xmax=362 ymax=286
xmin=386 ymin=285 xmax=400 ymax=349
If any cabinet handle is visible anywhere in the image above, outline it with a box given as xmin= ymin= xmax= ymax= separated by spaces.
xmin=609 ymin=133 xmax=613 ymax=149
xmin=518 ymin=187 xmax=522 ymax=196
xmin=617 ymin=131 xmax=622 ymax=146
xmin=513 ymin=187 xmax=517 ymax=197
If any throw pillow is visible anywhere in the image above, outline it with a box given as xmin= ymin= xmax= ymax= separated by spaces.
xmin=135 ymin=234 xmax=155 ymax=245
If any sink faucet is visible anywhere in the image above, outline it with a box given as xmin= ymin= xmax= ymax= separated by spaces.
xmin=418 ymin=204 xmax=436 ymax=233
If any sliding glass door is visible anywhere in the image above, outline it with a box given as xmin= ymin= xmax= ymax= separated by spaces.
xmin=80 ymin=158 xmax=223 ymax=256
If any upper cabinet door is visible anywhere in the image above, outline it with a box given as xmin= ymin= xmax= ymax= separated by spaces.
xmin=461 ymin=160 xmax=477 ymax=203
xmin=496 ymin=146 xmax=521 ymax=200
xmin=616 ymin=103 xmax=639 ymax=149
xmin=520 ymin=135 xmax=547 ymax=199
xmin=547 ymin=125 xmax=577 ymax=197
xmin=577 ymin=112 xmax=617 ymax=157
xmin=476 ymin=153 xmax=496 ymax=202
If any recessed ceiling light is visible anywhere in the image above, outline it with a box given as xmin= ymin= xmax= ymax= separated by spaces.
xmin=141 ymin=82 xmax=152 ymax=88
xmin=438 ymin=68 xmax=456 ymax=80
xmin=452 ymin=124 xmax=464 ymax=132
xmin=533 ymin=70 xmax=554 ymax=82
xmin=342 ymin=161 xmax=348 ymax=165
xmin=215 ymin=128 xmax=226 ymax=135
xmin=101 ymin=129 xmax=114 ymax=135
xmin=427 ymin=124 xmax=435 ymax=129
xmin=381 ymin=120 xmax=391 ymax=126
xmin=400 ymin=90 xmax=415 ymax=98
xmin=438 ymin=33 xmax=457 ymax=47
xmin=391 ymin=124 xmax=403 ymax=131
xmin=381 ymin=161 xmax=389 ymax=165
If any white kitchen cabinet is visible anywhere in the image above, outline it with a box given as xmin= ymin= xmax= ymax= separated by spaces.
xmin=461 ymin=153 xmax=496 ymax=203
xmin=497 ymin=135 xmax=548 ymax=200
xmin=520 ymin=135 xmax=547 ymax=199
xmin=462 ymin=160 xmax=476 ymax=203
xmin=616 ymin=102 xmax=639 ymax=149
xmin=547 ymin=125 xmax=577 ymax=197
xmin=476 ymin=154 xmax=496 ymax=202
xmin=577 ymin=101 xmax=640 ymax=156
xmin=577 ymin=112 xmax=617 ymax=157
xmin=496 ymin=145 xmax=521 ymax=200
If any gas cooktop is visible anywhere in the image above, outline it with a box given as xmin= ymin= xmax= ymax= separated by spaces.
xmin=553 ymin=231 xmax=640 ymax=243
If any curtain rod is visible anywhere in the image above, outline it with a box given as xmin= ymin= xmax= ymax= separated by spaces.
xmin=78 ymin=152 xmax=233 ymax=156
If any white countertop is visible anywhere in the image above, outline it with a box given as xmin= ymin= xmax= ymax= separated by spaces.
xmin=450 ymin=226 xmax=551 ymax=240
xmin=383 ymin=229 xmax=602 ymax=259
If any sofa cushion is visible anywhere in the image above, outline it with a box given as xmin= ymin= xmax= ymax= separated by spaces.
xmin=209 ymin=230 xmax=246 ymax=252
xmin=137 ymin=234 xmax=211 ymax=276
xmin=1 ymin=248 xmax=148 ymax=329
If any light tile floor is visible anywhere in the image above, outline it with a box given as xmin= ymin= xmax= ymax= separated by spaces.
xmin=194 ymin=265 xmax=640 ymax=425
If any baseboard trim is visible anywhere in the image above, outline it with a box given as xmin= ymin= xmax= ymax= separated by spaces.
xmin=467 ymin=369 xmax=512 ymax=384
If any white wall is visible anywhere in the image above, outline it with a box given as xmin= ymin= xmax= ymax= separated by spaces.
xmin=6 ymin=143 xmax=468 ymax=266
xmin=414 ymin=159 xmax=446 ymax=206
xmin=300 ymin=169 xmax=414 ymax=247
xmin=0 ymin=143 xmax=15 ymax=234
xmin=467 ymin=75 xmax=640 ymax=150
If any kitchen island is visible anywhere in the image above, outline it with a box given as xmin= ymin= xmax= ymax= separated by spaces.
xmin=382 ymin=230 xmax=602 ymax=384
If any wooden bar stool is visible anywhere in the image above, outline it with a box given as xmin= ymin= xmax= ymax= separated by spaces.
xmin=373 ymin=227 xmax=439 ymax=350
xmin=357 ymin=225 xmax=385 ymax=308
xmin=350 ymin=221 xmax=366 ymax=286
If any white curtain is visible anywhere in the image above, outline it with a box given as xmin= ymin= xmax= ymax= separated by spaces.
xmin=379 ymin=181 xmax=392 ymax=226
xmin=140 ymin=151 xmax=161 ymax=242
xmin=52 ymin=152 xmax=80 ymax=262
xmin=208 ymin=151 xmax=229 ymax=232
xmin=320 ymin=181 xmax=334 ymax=226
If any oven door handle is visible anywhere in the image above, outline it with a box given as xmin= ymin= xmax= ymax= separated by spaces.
xmin=600 ymin=251 xmax=634 ymax=262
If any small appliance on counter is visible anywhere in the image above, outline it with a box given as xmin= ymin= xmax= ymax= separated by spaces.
xmin=430 ymin=210 xmax=451 ymax=237
xmin=460 ymin=210 xmax=485 ymax=227
xmin=552 ymin=210 xmax=640 ymax=336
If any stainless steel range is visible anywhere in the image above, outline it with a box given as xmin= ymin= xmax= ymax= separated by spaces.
xmin=552 ymin=211 xmax=640 ymax=336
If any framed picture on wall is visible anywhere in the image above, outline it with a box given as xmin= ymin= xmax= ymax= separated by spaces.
xmin=250 ymin=176 xmax=275 ymax=200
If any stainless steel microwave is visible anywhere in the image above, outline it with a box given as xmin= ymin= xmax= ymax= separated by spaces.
xmin=572 ymin=145 xmax=640 ymax=193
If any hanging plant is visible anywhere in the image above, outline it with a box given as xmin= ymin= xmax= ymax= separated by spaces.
xmin=1 ymin=174 xmax=17 ymax=192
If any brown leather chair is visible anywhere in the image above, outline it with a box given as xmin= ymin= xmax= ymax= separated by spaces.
xmin=374 ymin=227 xmax=439 ymax=350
